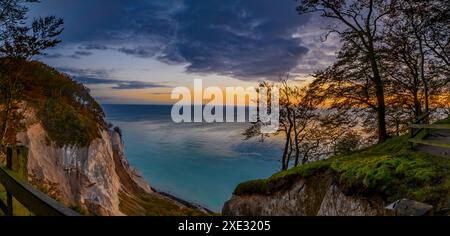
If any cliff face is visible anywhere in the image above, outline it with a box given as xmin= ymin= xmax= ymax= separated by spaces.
xmin=15 ymin=106 xmax=194 ymax=216
xmin=223 ymin=133 xmax=450 ymax=216
xmin=0 ymin=60 xmax=207 ymax=216
xmin=223 ymin=173 xmax=391 ymax=216
xmin=19 ymin=121 xmax=122 ymax=215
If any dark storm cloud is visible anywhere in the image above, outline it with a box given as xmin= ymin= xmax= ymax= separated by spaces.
xmin=34 ymin=0 xmax=313 ymax=80
xmin=80 ymin=44 xmax=109 ymax=51
xmin=73 ymin=51 xmax=93 ymax=57
xmin=43 ymin=51 xmax=93 ymax=59
xmin=59 ymin=67 xmax=169 ymax=90
xmin=58 ymin=67 xmax=109 ymax=81
xmin=69 ymin=50 xmax=94 ymax=59
xmin=118 ymin=47 xmax=157 ymax=58
xmin=112 ymin=81 xmax=170 ymax=90
xmin=44 ymin=53 xmax=64 ymax=59
xmin=158 ymin=1 xmax=311 ymax=79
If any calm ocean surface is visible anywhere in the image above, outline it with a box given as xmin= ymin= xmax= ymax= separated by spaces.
xmin=102 ymin=104 xmax=281 ymax=212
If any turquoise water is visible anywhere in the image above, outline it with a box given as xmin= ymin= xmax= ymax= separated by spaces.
xmin=102 ymin=105 xmax=281 ymax=212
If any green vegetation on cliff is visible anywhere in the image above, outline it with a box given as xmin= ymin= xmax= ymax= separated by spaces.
xmin=235 ymin=118 xmax=450 ymax=211
xmin=0 ymin=58 xmax=105 ymax=147
xmin=0 ymin=59 xmax=209 ymax=216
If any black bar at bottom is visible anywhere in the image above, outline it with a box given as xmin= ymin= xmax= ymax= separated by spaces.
xmin=0 ymin=217 xmax=447 ymax=235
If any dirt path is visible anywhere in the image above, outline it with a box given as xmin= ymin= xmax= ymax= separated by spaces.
xmin=416 ymin=130 xmax=450 ymax=158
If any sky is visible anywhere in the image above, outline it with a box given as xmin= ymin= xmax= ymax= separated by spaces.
xmin=31 ymin=0 xmax=340 ymax=104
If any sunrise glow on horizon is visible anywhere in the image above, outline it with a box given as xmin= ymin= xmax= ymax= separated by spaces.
xmin=30 ymin=0 xmax=338 ymax=105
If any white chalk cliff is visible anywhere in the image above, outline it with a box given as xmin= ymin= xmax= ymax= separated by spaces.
xmin=16 ymin=105 xmax=194 ymax=216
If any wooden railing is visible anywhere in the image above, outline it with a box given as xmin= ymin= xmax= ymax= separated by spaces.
xmin=410 ymin=112 xmax=430 ymax=139
xmin=0 ymin=146 xmax=79 ymax=216
xmin=409 ymin=112 xmax=450 ymax=149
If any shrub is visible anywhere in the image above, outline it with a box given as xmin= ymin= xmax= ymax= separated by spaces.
xmin=0 ymin=58 xmax=106 ymax=147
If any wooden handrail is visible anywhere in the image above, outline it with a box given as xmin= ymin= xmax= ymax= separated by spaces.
xmin=410 ymin=112 xmax=431 ymax=139
xmin=0 ymin=146 xmax=80 ymax=216
xmin=409 ymin=113 xmax=450 ymax=151
xmin=0 ymin=166 xmax=80 ymax=216
xmin=409 ymin=124 xmax=450 ymax=130
xmin=414 ymin=112 xmax=430 ymax=124
xmin=408 ymin=138 xmax=450 ymax=149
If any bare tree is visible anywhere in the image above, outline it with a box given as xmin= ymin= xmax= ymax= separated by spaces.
xmin=421 ymin=0 xmax=450 ymax=71
xmin=383 ymin=15 xmax=425 ymax=119
xmin=245 ymin=75 xmax=348 ymax=170
xmin=383 ymin=0 xmax=450 ymax=119
xmin=297 ymin=0 xmax=397 ymax=143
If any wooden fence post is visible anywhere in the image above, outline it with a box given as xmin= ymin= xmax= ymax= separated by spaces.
xmin=0 ymin=145 xmax=79 ymax=216
xmin=410 ymin=124 xmax=414 ymax=150
xmin=6 ymin=146 xmax=13 ymax=216
xmin=13 ymin=145 xmax=28 ymax=180
xmin=6 ymin=146 xmax=12 ymax=170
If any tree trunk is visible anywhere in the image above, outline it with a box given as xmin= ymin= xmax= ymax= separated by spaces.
xmin=370 ymin=57 xmax=389 ymax=143
xmin=375 ymin=80 xmax=388 ymax=143
xmin=0 ymin=60 xmax=21 ymax=148
xmin=367 ymin=37 xmax=388 ymax=143
xmin=413 ymin=90 xmax=422 ymax=119
xmin=287 ymin=135 xmax=294 ymax=168
xmin=292 ymin=111 xmax=301 ymax=167
xmin=281 ymin=126 xmax=292 ymax=171
xmin=418 ymin=38 xmax=429 ymax=115
xmin=0 ymin=89 xmax=11 ymax=147
xmin=302 ymin=151 xmax=309 ymax=165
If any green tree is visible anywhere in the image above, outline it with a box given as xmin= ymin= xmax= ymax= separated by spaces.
xmin=0 ymin=0 xmax=63 ymax=59
xmin=0 ymin=0 xmax=63 ymax=147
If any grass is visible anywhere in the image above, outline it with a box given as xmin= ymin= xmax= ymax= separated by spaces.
xmin=330 ymin=136 xmax=450 ymax=208
xmin=435 ymin=116 xmax=450 ymax=125
xmin=118 ymin=190 xmax=209 ymax=216
xmin=234 ymin=119 xmax=450 ymax=211
xmin=234 ymin=159 xmax=332 ymax=196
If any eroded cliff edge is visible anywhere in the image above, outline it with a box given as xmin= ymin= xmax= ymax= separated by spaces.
xmin=223 ymin=131 xmax=450 ymax=216
xmin=17 ymin=102 xmax=205 ymax=216
xmin=223 ymin=172 xmax=389 ymax=216
xmin=0 ymin=59 xmax=205 ymax=216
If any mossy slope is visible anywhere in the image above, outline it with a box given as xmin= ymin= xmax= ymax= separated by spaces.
xmin=235 ymin=119 xmax=450 ymax=211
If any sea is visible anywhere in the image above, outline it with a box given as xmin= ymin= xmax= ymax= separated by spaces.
xmin=102 ymin=104 xmax=282 ymax=212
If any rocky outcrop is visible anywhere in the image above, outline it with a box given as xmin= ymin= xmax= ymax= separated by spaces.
xmin=317 ymin=184 xmax=389 ymax=216
xmin=16 ymin=106 xmax=197 ymax=216
xmin=222 ymin=173 xmax=391 ymax=216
